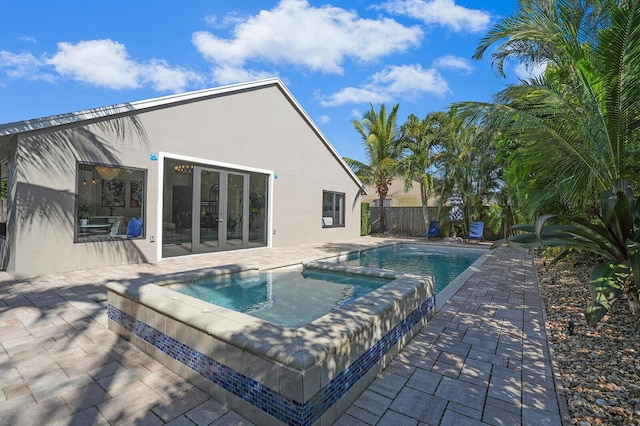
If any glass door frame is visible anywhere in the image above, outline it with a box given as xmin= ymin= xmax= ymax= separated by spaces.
xmin=160 ymin=154 xmax=273 ymax=261
xmin=192 ymin=166 xmax=250 ymax=253
xmin=192 ymin=166 xmax=221 ymax=253
xmin=223 ymin=171 xmax=250 ymax=250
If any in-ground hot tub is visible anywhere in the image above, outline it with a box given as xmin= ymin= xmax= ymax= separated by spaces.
xmin=106 ymin=263 xmax=435 ymax=425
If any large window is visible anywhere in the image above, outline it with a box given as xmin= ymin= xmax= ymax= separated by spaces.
xmin=76 ymin=163 xmax=146 ymax=242
xmin=322 ymin=191 xmax=345 ymax=227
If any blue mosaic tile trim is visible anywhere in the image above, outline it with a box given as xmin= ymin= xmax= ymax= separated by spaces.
xmin=108 ymin=295 xmax=434 ymax=426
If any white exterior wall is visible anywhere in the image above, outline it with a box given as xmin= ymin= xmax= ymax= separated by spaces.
xmin=8 ymin=82 xmax=361 ymax=277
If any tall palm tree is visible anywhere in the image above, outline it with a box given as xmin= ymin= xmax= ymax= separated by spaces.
xmin=435 ymin=116 xmax=503 ymax=235
xmin=345 ymin=103 xmax=401 ymax=233
xmin=397 ymin=112 xmax=447 ymax=230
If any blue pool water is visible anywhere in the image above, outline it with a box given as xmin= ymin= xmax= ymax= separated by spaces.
xmin=173 ymin=269 xmax=391 ymax=328
xmin=340 ymin=244 xmax=482 ymax=292
xmin=173 ymin=244 xmax=484 ymax=327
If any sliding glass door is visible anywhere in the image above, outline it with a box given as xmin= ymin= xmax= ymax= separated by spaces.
xmin=163 ymin=160 xmax=261 ymax=258
xmin=194 ymin=167 xmax=221 ymax=253
xmin=224 ymin=172 xmax=246 ymax=249
xmin=194 ymin=168 xmax=248 ymax=253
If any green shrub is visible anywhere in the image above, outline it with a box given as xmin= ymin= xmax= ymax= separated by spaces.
xmin=360 ymin=203 xmax=371 ymax=236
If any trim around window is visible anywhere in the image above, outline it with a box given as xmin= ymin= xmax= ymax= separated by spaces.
xmin=75 ymin=163 xmax=146 ymax=242
xmin=322 ymin=190 xmax=345 ymax=228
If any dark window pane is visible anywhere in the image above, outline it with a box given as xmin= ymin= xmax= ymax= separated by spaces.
xmin=76 ymin=164 xmax=145 ymax=242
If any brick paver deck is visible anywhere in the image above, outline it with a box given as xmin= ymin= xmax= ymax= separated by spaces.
xmin=0 ymin=237 xmax=570 ymax=425
xmin=337 ymin=245 xmax=569 ymax=426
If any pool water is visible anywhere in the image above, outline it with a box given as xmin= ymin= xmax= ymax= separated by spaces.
xmin=341 ymin=244 xmax=482 ymax=292
xmin=173 ymin=269 xmax=391 ymax=328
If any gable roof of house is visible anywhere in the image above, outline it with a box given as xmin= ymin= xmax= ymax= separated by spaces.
xmin=0 ymin=78 xmax=365 ymax=191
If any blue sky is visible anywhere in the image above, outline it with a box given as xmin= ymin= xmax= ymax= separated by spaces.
xmin=0 ymin=1 xmax=528 ymax=162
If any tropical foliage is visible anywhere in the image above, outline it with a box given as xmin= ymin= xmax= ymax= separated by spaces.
xmin=499 ymin=180 xmax=640 ymax=326
xmin=460 ymin=0 xmax=640 ymax=215
xmin=349 ymin=1 xmax=640 ymax=325
xmin=345 ymin=103 xmax=401 ymax=233
xmin=396 ymin=112 xmax=448 ymax=230
xmin=433 ymin=114 xmax=507 ymax=236
xmin=470 ymin=0 xmax=640 ymax=325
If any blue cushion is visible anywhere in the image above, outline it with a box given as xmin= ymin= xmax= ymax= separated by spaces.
xmin=469 ymin=221 xmax=484 ymax=239
xmin=126 ymin=217 xmax=143 ymax=238
xmin=427 ymin=221 xmax=440 ymax=237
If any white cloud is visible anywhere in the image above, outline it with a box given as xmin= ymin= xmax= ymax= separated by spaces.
xmin=318 ymin=115 xmax=330 ymax=124
xmin=211 ymin=64 xmax=274 ymax=86
xmin=204 ymin=15 xmax=218 ymax=26
xmin=320 ymin=64 xmax=450 ymax=107
xmin=47 ymin=40 xmax=140 ymax=89
xmin=433 ymin=54 xmax=473 ymax=74
xmin=192 ymin=0 xmax=422 ymax=83
xmin=0 ymin=51 xmax=53 ymax=81
xmin=144 ymin=60 xmax=204 ymax=92
xmin=45 ymin=39 xmax=202 ymax=92
xmin=514 ymin=61 xmax=547 ymax=80
xmin=377 ymin=0 xmax=491 ymax=33
xmin=204 ymin=13 xmax=247 ymax=29
xmin=323 ymin=86 xmax=391 ymax=107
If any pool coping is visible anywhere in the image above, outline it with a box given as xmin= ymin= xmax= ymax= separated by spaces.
xmin=106 ymin=264 xmax=432 ymax=371
xmin=109 ymin=242 xmax=489 ymax=371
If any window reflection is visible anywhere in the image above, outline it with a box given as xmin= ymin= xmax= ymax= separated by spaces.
xmin=76 ymin=164 xmax=145 ymax=241
xmin=249 ymin=173 xmax=267 ymax=245
xmin=322 ymin=191 xmax=345 ymax=227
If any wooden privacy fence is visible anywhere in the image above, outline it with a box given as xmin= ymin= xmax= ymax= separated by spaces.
xmin=370 ymin=207 xmax=440 ymax=236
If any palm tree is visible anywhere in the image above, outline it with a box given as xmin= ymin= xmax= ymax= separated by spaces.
xmin=460 ymin=0 xmax=640 ymax=214
xmin=467 ymin=0 xmax=640 ymax=324
xmin=473 ymin=0 xmax=613 ymax=79
xmin=345 ymin=104 xmax=401 ymax=233
xmin=397 ymin=112 xmax=447 ymax=231
xmin=435 ymin=116 xmax=503 ymax=236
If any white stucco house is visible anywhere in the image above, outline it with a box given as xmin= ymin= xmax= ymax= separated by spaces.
xmin=0 ymin=78 xmax=364 ymax=277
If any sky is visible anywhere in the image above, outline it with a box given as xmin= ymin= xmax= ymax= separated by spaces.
xmin=0 ymin=1 xmax=528 ymax=163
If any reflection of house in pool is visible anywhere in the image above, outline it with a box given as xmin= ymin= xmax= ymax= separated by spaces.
xmin=0 ymin=78 xmax=364 ymax=277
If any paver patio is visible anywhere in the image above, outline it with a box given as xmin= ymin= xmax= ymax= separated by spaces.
xmin=0 ymin=237 xmax=570 ymax=425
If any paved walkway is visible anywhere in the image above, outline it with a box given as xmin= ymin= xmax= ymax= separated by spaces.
xmin=0 ymin=237 xmax=570 ymax=425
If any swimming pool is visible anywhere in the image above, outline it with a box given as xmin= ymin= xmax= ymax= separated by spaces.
xmin=106 ymin=244 xmax=490 ymax=425
xmin=339 ymin=243 xmax=484 ymax=292
xmin=171 ymin=269 xmax=391 ymax=327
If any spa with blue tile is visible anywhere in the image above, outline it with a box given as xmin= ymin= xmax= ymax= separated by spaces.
xmin=106 ymin=267 xmax=435 ymax=425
